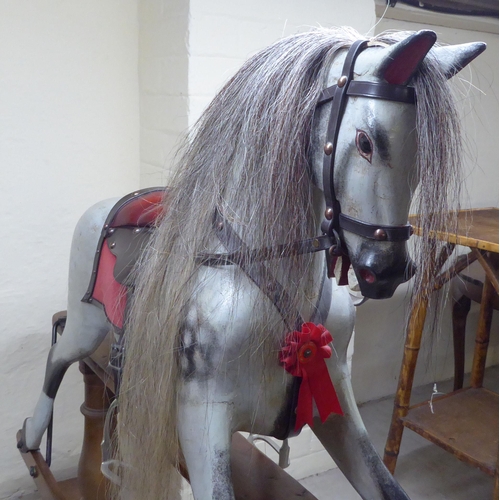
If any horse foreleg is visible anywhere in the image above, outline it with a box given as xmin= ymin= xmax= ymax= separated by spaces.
xmin=311 ymin=363 xmax=410 ymax=500
xmin=178 ymin=398 xmax=234 ymax=500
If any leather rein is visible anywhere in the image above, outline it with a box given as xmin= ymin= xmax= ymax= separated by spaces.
xmin=199 ymin=40 xmax=416 ymax=318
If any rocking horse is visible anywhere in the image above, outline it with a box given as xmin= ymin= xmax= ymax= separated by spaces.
xmin=18 ymin=27 xmax=485 ymax=499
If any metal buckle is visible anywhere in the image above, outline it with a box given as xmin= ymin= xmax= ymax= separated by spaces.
xmin=109 ymin=342 xmax=125 ymax=373
xmin=328 ymin=229 xmax=343 ymax=256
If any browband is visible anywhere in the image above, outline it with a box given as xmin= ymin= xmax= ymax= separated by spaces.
xmin=318 ymin=80 xmax=416 ymax=106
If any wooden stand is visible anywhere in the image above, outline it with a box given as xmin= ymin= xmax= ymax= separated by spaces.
xmin=18 ymin=317 xmax=317 ymax=500
xmin=77 ymin=361 xmax=113 ymax=500
xmin=383 ymin=209 xmax=499 ymax=498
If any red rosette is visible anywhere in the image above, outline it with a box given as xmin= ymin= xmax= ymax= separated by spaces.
xmin=279 ymin=323 xmax=343 ymax=430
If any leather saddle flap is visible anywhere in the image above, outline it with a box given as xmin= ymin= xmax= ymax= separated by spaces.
xmin=82 ymin=187 xmax=167 ymax=330
xmin=107 ymin=227 xmax=155 ymax=285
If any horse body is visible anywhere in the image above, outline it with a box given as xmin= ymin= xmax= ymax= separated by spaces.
xmin=19 ymin=27 xmax=485 ymax=500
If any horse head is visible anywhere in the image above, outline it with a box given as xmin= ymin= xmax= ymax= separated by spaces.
xmin=313 ymin=31 xmax=486 ymax=299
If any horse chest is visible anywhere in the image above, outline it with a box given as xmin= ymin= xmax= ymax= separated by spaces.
xmin=178 ymin=265 xmax=355 ymax=438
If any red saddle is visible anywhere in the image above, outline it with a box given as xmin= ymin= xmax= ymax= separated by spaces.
xmin=82 ymin=188 xmax=167 ymax=330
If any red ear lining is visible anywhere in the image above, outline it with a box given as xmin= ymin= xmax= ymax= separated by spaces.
xmin=381 ymin=31 xmax=437 ymax=85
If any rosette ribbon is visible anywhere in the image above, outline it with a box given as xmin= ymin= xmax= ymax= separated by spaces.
xmin=279 ymin=322 xmax=343 ymax=431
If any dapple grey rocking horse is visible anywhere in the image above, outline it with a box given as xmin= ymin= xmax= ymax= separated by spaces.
xmin=18 ymin=27 xmax=485 ymax=499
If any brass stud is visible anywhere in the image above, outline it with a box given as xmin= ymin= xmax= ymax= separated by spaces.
xmin=338 ymin=75 xmax=347 ymax=88
xmin=312 ymin=238 xmax=320 ymax=248
xmin=325 ymin=207 xmax=334 ymax=220
xmin=110 ymin=242 xmax=116 ymax=248
xmin=373 ymin=228 xmax=388 ymax=241
xmin=324 ymin=142 xmax=334 ymax=155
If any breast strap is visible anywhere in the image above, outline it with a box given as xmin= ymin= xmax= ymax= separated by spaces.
xmin=199 ymin=211 xmax=333 ymax=331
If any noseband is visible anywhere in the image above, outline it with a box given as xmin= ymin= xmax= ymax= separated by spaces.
xmin=318 ymin=40 xmax=415 ymax=277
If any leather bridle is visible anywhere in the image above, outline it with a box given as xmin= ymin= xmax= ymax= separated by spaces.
xmin=318 ymin=39 xmax=415 ymax=277
xmin=200 ymin=39 xmax=418 ymax=292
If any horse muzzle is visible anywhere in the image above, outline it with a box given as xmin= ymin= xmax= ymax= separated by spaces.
xmin=350 ymin=243 xmax=416 ymax=300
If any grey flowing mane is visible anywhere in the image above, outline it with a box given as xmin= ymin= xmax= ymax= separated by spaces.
xmin=114 ymin=27 xmax=461 ymax=498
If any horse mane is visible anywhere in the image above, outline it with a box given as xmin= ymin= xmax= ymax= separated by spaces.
xmin=374 ymin=30 xmax=462 ymax=306
xmin=114 ymin=27 xmax=462 ymax=498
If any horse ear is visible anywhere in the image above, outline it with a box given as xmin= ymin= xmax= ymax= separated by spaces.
xmin=377 ymin=30 xmax=437 ymax=85
xmin=432 ymin=42 xmax=487 ymax=79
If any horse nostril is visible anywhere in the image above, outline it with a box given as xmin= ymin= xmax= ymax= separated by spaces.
xmin=360 ymin=268 xmax=377 ymax=284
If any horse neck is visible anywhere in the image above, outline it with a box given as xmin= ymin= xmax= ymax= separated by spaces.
xmin=217 ymin=159 xmax=327 ymax=321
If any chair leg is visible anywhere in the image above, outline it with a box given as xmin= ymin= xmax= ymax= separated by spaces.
xmin=452 ymin=295 xmax=471 ymax=391
xmin=471 ymin=276 xmax=496 ymax=388
xmin=383 ymin=297 xmax=429 ymax=474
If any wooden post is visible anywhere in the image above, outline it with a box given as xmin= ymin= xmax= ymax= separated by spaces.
xmin=383 ymin=296 xmax=429 ymax=473
xmin=78 ymin=361 xmax=113 ymax=500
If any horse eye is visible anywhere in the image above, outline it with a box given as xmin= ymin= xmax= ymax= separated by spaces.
xmin=356 ymin=130 xmax=373 ymax=163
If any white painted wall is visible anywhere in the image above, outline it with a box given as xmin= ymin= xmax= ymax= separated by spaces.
xmin=139 ymin=0 xmax=189 ymax=186
xmin=187 ymin=0 xmax=376 ymax=127
xmin=0 ymin=1 xmax=140 ymax=497
xmin=138 ymin=0 xmax=376 ymax=187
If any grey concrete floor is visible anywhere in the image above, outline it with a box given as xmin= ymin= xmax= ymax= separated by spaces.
xmin=300 ymin=366 xmax=498 ymax=500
